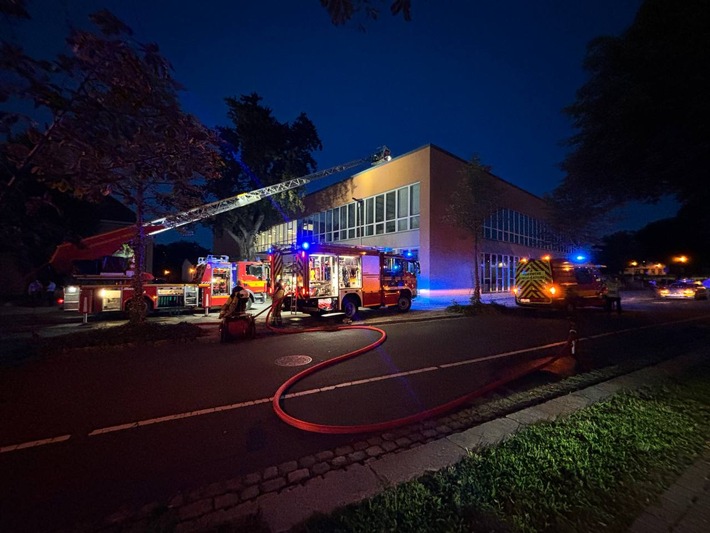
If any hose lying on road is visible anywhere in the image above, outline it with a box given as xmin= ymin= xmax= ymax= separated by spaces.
xmin=264 ymin=297 xmax=576 ymax=435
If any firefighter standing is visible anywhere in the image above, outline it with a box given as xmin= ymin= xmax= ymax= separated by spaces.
xmin=28 ymin=279 xmax=43 ymax=306
xmin=604 ymin=276 xmax=622 ymax=313
xmin=271 ymin=281 xmax=285 ymax=326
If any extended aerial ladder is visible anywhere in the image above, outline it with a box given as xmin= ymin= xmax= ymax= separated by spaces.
xmin=50 ymin=146 xmax=392 ymax=274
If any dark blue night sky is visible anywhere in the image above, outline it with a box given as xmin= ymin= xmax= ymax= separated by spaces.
xmin=10 ymin=0 xmax=678 ymax=245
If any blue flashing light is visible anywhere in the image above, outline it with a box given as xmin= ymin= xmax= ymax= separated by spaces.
xmin=301 ymin=242 xmax=310 ymax=250
xmin=405 ymin=251 xmax=413 ymax=258
xmin=572 ymin=253 xmax=587 ymax=263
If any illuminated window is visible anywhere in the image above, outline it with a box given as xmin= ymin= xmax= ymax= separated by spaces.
xmin=253 ymin=182 xmax=422 ymax=252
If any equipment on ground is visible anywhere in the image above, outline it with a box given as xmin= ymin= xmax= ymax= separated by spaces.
xmin=219 ymin=314 xmax=256 ymax=342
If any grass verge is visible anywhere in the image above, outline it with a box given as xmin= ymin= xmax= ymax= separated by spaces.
xmin=295 ymin=362 xmax=710 ymax=533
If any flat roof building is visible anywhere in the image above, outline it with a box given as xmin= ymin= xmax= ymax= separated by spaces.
xmin=215 ymin=144 xmax=566 ymax=301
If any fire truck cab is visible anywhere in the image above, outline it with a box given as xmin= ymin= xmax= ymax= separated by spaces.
xmin=273 ymin=243 xmax=418 ymax=318
xmin=513 ymin=256 xmax=607 ymax=311
xmin=192 ymin=255 xmax=269 ymax=310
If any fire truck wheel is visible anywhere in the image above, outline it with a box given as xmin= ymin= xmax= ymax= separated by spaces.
xmin=342 ymin=296 xmax=359 ymax=319
xmin=397 ymin=294 xmax=412 ymax=312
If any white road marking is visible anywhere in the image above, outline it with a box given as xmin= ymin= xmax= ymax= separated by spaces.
xmin=4 ymin=314 xmax=709 ymax=454
xmin=88 ymin=398 xmax=272 ymax=436
xmin=0 ymin=434 xmax=71 ymax=454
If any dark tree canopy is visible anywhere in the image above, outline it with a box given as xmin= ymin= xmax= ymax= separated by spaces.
xmin=1 ymin=7 xmax=223 ymax=318
xmin=556 ymin=0 xmax=710 ymax=220
xmin=320 ymin=0 xmax=411 ymax=27
xmin=210 ymin=93 xmax=322 ymax=260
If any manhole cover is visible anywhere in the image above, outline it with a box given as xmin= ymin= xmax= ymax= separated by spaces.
xmin=275 ymin=355 xmax=313 ymax=367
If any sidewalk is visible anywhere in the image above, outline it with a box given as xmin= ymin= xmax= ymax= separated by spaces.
xmin=95 ymin=348 xmax=709 ymax=532
xmin=629 ymin=447 xmax=710 ymax=533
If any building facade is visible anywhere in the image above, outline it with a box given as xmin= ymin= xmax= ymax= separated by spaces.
xmin=215 ymin=144 xmax=566 ymax=299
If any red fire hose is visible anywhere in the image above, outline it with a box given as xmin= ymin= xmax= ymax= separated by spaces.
xmin=264 ymin=296 xmax=575 ymax=435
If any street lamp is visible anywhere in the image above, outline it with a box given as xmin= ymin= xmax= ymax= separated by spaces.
xmin=671 ymin=255 xmax=690 ymax=279
xmin=352 ymin=197 xmax=364 ymax=246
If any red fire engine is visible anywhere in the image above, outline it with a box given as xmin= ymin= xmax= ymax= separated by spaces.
xmin=271 ymin=242 xmax=418 ymax=318
xmin=50 ymin=147 xmax=391 ymax=316
xmin=191 ymin=255 xmax=270 ymax=309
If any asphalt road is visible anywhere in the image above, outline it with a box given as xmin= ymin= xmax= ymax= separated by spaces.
xmin=1 ymin=292 xmax=709 ymax=531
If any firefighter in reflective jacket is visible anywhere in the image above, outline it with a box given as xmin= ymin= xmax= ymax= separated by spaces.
xmin=270 ymin=281 xmax=285 ymax=326
xmin=219 ymin=283 xmax=252 ymax=318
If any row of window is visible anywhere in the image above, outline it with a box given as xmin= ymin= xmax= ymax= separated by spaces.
xmin=304 ymin=183 xmax=421 ymax=242
xmin=256 ymin=183 xmax=421 ymax=251
xmin=483 ymin=208 xmax=567 ymax=252
xmin=254 ymin=184 xmax=566 ymax=259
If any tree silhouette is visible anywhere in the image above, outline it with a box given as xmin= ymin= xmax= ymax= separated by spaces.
xmin=1 ymin=9 xmax=223 ymax=321
xmin=210 ymin=93 xmax=322 ymax=260
xmin=555 ymin=0 xmax=709 ymax=233
xmin=321 ymin=0 xmax=411 ymax=28
xmin=443 ymin=155 xmax=503 ymax=306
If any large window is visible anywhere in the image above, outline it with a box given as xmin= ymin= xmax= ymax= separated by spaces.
xmin=255 ymin=182 xmax=421 ymax=252
xmin=480 ymin=254 xmax=520 ymax=293
xmin=483 ymin=208 xmax=568 ymax=253
xmin=306 ymin=182 xmax=421 ymax=244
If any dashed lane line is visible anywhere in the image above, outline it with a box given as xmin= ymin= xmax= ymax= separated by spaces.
xmin=0 ymin=341 xmax=567 ymax=453
xmin=0 ymin=434 xmax=71 ymax=454
xmin=3 ymin=314 xmax=708 ymax=454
